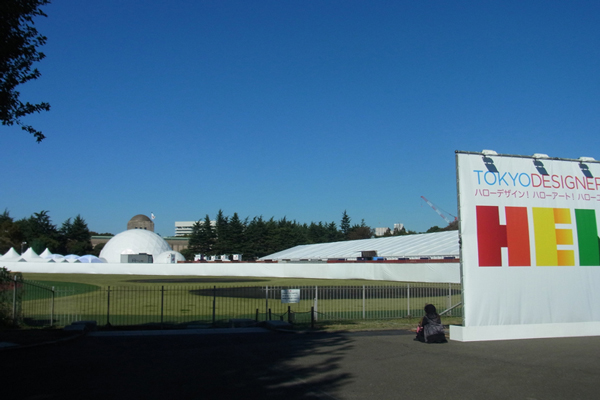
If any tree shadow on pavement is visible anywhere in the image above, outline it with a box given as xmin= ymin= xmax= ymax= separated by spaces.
xmin=1 ymin=330 xmax=356 ymax=399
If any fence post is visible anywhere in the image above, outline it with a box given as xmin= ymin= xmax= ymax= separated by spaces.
xmin=51 ymin=286 xmax=55 ymax=327
xmin=12 ymin=275 xmax=17 ymax=324
xmin=362 ymin=285 xmax=366 ymax=319
xmin=311 ymin=306 xmax=315 ymax=329
xmin=313 ymin=286 xmax=318 ymax=321
xmin=160 ymin=286 xmax=165 ymax=329
xmin=212 ymin=286 xmax=216 ymax=326
xmin=255 ymin=308 xmax=259 ymax=322
xmin=407 ymin=283 xmax=410 ymax=318
xmin=106 ymin=286 xmax=111 ymax=327
xmin=447 ymin=283 xmax=452 ymax=316
xmin=287 ymin=305 xmax=291 ymax=323
xmin=265 ymin=285 xmax=269 ymax=321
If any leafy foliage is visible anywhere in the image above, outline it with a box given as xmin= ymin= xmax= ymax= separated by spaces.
xmin=0 ymin=0 xmax=51 ymax=142
xmin=0 ymin=209 xmax=92 ymax=255
xmin=186 ymin=211 xmax=376 ymax=260
xmin=0 ymin=267 xmax=22 ymax=327
xmin=347 ymin=219 xmax=374 ymax=240
xmin=59 ymin=215 xmax=92 ymax=255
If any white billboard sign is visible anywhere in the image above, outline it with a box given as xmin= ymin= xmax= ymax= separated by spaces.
xmin=452 ymin=151 xmax=600 ymax=341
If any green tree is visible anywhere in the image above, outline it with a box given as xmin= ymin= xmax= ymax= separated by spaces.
xmin=326 ymin=221 xmax=343 ymax=242
xmin=59 ymin=215 xmax=92 ymax=255
xmin=396 ymin=226 xmax=417 ymax=235
xmin=212 ymin=210 xmax=229 ymax=255
xmin=0 ymin=209 xmax=25 ymax=253
xmin=244 ymin=216 xmax=272 ymax=260
xmin=442 ymin=220 xmax=459 ymax=231
xmin=340 ymin=210 xmax=351 ymax=239
xmin=0 ymin=0 xmax=51 ymax=142
xmin=227 ymin=212 xmax=245 ymax=255
xmin=17 ymin=210 xmax=59 ymax=253
xmin=307 ymin=222 xmax=327 ymax=244
xmin=426 ymin=225 xmax=443 ymax=233
xmin=274 ymin=217 xmax=307 ymax=252
xmin=91 ymin=242 xmax=105 ymax=257
xmin=347 ymin=219 xmax=374 ymax=240
xmin=187 ymin=214 xmax=215 ymax=257
xmin=381 ymin=228 xmax=393 ymax=237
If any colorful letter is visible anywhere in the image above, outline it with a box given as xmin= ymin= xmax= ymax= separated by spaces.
xmin=575 ymin=209 xmax=600 ymax=266
xmin=532 ymin=208 xmax=574 ymax=266
xmin=476 ymin=206 xmax=531 ymax=267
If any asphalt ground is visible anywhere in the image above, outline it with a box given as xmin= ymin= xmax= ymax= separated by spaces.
xmin=2 ymin=328 xmax=599 ymax=400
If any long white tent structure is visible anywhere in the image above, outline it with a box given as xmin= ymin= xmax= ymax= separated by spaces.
xmin=260 ymin=231 xmax=458 ymax=261
xmin=1 ymin=231 xmax=460 ymax=283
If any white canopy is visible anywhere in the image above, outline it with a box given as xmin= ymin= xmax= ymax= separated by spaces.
xmin=78 ymin=255 xmax=104 ymax=263
xmin=260 ymin=231 xmax=459 ymax=261
xmin=22 ymin=248 xmax=51 ymax=263
xmin=1 ymin=247 xmax=24 ymax=262
xmin=40 ymin=248 xmax=53 ymax=258
xmin=64 ymin=254 xmax=81 ymax=263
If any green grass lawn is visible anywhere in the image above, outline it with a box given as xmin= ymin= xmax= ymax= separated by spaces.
xmin=21 ymin=280 xmax=100 ymax=300
xmin=18 ymin=273 xmax=462 ymax=329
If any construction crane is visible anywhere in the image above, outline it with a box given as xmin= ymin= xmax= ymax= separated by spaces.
xmin=420 ymin=196 xmax=458 ymax=224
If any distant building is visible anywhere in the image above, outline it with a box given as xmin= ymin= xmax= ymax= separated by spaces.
xmin=374 ymin=223 xmax=404 ymax=237
xmin=375 ymin=227 xmax=389 ymax=237
xmin=175 ymin=220 xmax=216 ymax=237
xmin=127 ymin=214 xmax=154 ymax=232
xmin=164 ymin=236 xmax=189 ymax=253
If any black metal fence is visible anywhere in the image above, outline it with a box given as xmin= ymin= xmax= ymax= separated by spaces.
xmin=1 ymin=269 xmax=58 ymax=327
xmin=5 ymin=277 xmax=462 ymax=328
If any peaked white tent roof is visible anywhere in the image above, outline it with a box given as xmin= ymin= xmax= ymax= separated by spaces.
xmin=260 ymin=230 xmax=459 ymax=261
xmin=1 ymin=247 xmax=24 ymax=262
xmin=40 ymin=248 xmax=53 ymax=258
xmin=22 ymin=248 xmax=51 ymax=263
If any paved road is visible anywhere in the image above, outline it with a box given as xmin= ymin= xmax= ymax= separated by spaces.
xmin=2 ymin=329 xmax=599 ymax=399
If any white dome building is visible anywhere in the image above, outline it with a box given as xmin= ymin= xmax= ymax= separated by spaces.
xmin=100 ymin=230 xmax=172 ymax=263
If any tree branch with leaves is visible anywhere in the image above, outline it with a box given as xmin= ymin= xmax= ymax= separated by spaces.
xmin=0 ymin=0 xmax=51 ymax=142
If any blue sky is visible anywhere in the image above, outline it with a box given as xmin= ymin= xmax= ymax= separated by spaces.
xmin=2 ymin=0 xmax=599 ymax=237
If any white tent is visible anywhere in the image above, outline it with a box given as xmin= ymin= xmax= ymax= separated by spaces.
xmin=40 ymin=248 xmax=53 ymax=258
xmin=260 ymin=230 xmax=459 ymax=261
xmin=64 ymin=254 xmax=81 ymax=263
xmin=78 ymin=255 xmax=104 ymax=263
xmin=154 ymin=251 xmax=186 ymax=264
xmin=22 ymin=248 xmax=51 ymax=263
xmin=1 ymin=247 xmax=25 ymax=262
xmin=48 ymin=254 xmax=67 ymax=262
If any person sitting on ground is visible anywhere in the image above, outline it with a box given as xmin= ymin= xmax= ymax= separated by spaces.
xmin=414 ymin=304 xmax=447 ymax=343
